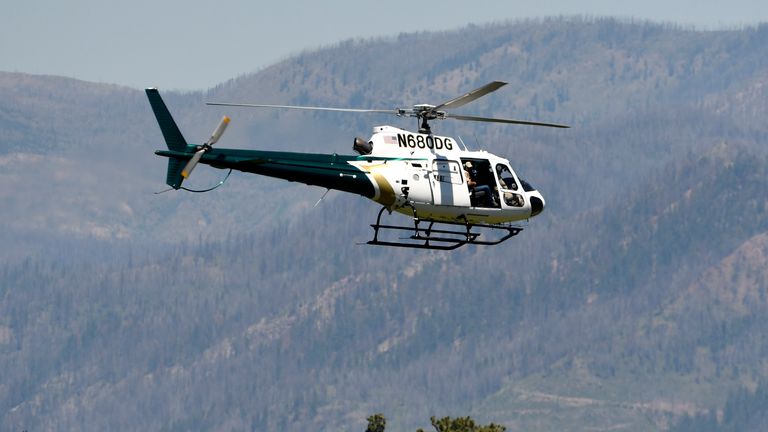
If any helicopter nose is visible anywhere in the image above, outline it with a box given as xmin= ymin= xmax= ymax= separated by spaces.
xmin=530 ymin=193 xmax=545 ymax=217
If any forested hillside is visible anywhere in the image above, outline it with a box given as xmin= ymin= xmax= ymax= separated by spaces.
xmin=1 ymin=17 xmax=768 ymax=431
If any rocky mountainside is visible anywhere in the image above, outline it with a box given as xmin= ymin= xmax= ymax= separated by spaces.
xmin=1 ymin=17 xmax=768 ymax=431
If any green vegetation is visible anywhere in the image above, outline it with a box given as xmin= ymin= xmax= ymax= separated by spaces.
xmin=367 ymin=414 xmax=505 ymax=432
xmin=2 ymin=17 xmax=768 ymax=431
xmin=366 ymin=413 xmax=386 ymax=432
xmin=420 ymin=416 xmax=506 ymax=432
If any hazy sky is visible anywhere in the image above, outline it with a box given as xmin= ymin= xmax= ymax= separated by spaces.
xmin=3 ymin=0 xmax=767 ymax=91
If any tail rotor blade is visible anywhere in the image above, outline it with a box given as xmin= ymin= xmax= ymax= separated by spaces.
xmin=207 ymin=115 xmax=230 ymax=145
xmin=181 ymin=148 xmax=206 ymax=179
xmin=180 ymin=116 xmax=231 ymax=180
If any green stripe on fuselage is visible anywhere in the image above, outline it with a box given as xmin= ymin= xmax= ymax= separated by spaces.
xmin=155 ymin=148 xmax=376 ymax=198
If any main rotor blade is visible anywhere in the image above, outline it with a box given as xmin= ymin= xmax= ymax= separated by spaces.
xmin=207 ymin=102 xmax=395 ymax=115
xmin=447 ymin=113 xmax=570 ymax=128
xmin=432 ymin=81 xmax=507 ymax=111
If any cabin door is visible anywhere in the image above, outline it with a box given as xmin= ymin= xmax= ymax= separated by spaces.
xmin=430 ymin=159 xmax=470 ymax=207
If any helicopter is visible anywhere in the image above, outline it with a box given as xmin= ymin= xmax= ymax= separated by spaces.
xmin=146 ymin=81 xmax=568 ymax=250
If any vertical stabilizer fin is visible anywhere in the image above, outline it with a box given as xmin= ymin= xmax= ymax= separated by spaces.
xmin=146 ymin=88 xmax=188 ymax=188
xmin=145 ymin=88 xmax=188 ymax=152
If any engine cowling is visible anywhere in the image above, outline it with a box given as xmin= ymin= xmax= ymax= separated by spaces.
xmin=353 ymin=137 xmax=372 ymax=155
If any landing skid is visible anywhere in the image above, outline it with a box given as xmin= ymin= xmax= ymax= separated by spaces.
xmin=367 ymin=206 xmax=523 ymax=250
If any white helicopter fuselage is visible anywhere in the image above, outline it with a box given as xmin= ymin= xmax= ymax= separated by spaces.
xmin=350 ymin=126 xmax=545 ymax=225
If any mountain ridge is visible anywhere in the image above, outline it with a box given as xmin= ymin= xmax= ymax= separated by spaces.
xmin=1 ymin=17 xmax=768 ymax=431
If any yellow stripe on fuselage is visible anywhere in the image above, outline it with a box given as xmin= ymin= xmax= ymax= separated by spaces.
xmin=371 ymin=172 xmax=396 ymax=207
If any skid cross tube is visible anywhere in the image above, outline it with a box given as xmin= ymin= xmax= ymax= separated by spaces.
xmin=367 ymin=206 xmax=523 ymax=250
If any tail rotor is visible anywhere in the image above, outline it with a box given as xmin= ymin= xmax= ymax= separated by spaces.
xmin=181 ymin=115 xmax=230 ymax=179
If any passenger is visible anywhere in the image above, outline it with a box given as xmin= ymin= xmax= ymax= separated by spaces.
xmin=464 ymin=161 xmax=493 ymax=207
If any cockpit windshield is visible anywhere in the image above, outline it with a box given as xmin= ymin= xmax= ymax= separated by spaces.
xmin=495 ymin=164 xmax=518 ymax=190
xmin=520 ymin=179 xmax=536 ymax=192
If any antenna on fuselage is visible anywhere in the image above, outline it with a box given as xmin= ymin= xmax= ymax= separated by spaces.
xmin=473 ymin=133 xmax=482 ymax=151
xmin=457 ymin=136 xmax=470 ymax=151
xmin=313 ymin=188 xmax=332 ymax=208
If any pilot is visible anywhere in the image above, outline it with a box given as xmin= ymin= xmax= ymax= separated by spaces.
xmin=464 ymin=161 xmax=492 ymax=206
xmin=496 ymin=165 xmax=518 ymax=190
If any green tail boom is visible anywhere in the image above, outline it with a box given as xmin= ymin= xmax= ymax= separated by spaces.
xmin=147 ymin=88 xmax=376 ymax=198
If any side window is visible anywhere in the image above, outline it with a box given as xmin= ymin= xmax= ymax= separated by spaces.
xmin=495 ymin=164 xmax=518 ymax=190
xmin=433 ymin=160 xmax=463 ymax=185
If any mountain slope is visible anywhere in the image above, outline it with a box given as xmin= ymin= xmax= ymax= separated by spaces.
xmin=3 ymin=141 xmax=765 ymax=431
xmin=1 ymin=17 xmax=768 ymax=431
